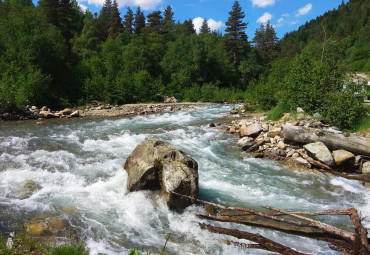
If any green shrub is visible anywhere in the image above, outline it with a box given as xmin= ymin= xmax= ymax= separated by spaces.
xmin=47 ymin=244 xmax=89 ymax=255
xmin=266 ymin=103 xmax=290 ymax=121
xmin=321 ymin=91 xmax=366 ymax=129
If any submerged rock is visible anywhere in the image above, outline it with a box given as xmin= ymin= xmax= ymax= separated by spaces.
xmin=124 ymin=139 xmax=199 ymax=210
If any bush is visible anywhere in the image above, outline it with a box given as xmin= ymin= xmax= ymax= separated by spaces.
xmin=321 ymin=91 xmax=366 ymax=129
xmin=266 ymin=103 xmax=291 ymax=121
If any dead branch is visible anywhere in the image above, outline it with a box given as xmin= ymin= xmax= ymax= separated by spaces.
xmin=200 ymin=223 xmax=309 ymax=255
xmin=220 ymin=239 xmax=270 ymax=251
xmin=265 ymin=207 xmax=356 ymax=243
xmin=246 ymin=140 xmax=265 ymax=153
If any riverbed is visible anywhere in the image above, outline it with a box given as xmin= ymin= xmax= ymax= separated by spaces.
xmin=0 ymin=104 xmax=369 ymax=254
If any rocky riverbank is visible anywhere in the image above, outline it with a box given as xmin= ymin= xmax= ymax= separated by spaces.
xmin=217 ymin=106 xmax=370 ymax=180
xmin=0 ymin=101 xmax=211 ymax=122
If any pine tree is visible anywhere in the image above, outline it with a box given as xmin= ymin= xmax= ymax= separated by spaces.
xmin=200 ymin=19 xmax=210 ymax=34
xmin=97 ymin=0 xmax=112 ymax=41
xmin=183 ymin=19 xmax=196 ymax=35
xmin=39 ymin=0 xmax=58 ymax=27
xmin=108 ymin=0 xmax=122 ymax=39
xmin=224 ymin=0 xmax=249 ymax=66
xmin=123 ymin=6 xmax=134 ymax=34
xmin=253 ymin=21 xmax=279 ymax=67
xmin=143 ymin=10 xmax=162 ymax=34
xmin=162 ymin=5 xmax=174 ymax=40
xmin=134 ymin=6 xmax=145 ymax=35
xmin=71 ymin=10 xmax=99 ymax=59
xmin=58 ymin=0 xmax=77 ymax=43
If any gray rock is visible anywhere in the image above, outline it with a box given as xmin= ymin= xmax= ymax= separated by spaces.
xmin=286 ymin=149 xmax=296 ymax=158
xmin=237 ymin=137 xmax=254 ymax=150
xmin=240 ymin=123 xmax=263 ymax=138
xmin=297 ymin=107 xmax=304 ymax=113
xmin=296 ymin=113 xmax=305 ymax=120
xmin=362 ymin=161 xmax=370 ymax=174
xmin=124 ymin=139 xmax=198 ymax=210
xmin=230 ymin=109 xmax=238 ymax=114
xmin=39 ymin=111 xmax=57 ymax=118
xmin=294 ymin=157 xmax=311 ymax=168
xmin=303 ymin=142 xmax=334 ymax=166
xmin=332 ymin=150 xmax=355 ymax=166
xmin=70 ymin=110 xmax=80 ymax=118
xmin=266 ymin=128 xmax=281 ymax=138
xmin=313 ymin=112 xmax=322 ymax=120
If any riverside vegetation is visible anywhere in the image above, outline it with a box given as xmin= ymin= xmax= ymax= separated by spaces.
xmin=0 ymin=0 xmax=369 ymax=130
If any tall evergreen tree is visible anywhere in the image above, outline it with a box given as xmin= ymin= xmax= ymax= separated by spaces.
xmin=143 ymin=10 xmax=162 ymax=34
xmin=39 ymin=0 xmax=58 ymax=27
xmin=253 ymin=21 xmax=279 ymax=67
xmin=108 ymin=0 xmax=122 ymax=39
xmin=71 ymin=10 xmax=99 ymax=59
xmin=123 ymin=6 xmax=134 ymax=34
xmin=224 ymin=0 xmax=249 ymax=66
xmin=134 ymin=6 xmax=145 ymax=35
xmin=97 ymin=0 xmax=112 ymax=41
xmin=162 ymin=5 xmax=174 ymax=40
xmin=58 ymin=0 xmax=77 ymax=43
xmin=183 ymin=19 xmax=196 ymax=35
xmin=200 ymin=19 xmax=210 ymax=34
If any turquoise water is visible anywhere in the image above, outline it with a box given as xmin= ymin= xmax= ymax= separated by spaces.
xmin=0 ymin=105 xmax=369 ymax=254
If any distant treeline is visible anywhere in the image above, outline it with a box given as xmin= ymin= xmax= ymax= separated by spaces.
xmin=0 ymin=0 xmax=368 ymax=128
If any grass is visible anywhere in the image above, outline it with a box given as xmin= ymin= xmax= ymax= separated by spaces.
xmin=266 ymin=103 xmax=291 ymax=121
xmin=0 ymin=233 xmax=89 ymax=255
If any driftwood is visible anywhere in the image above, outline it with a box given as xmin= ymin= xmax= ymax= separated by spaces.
xmin=245 ymin=140 xmax=265 ymax=153
xmin=281 ymin=124 xmax=370 ymax=156
xmin=200 ymin=223 xmax=309 ymax=255
xmin=171 ymin=191 xmax=370 ymax=255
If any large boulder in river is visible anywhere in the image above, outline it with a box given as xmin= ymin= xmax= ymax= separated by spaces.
xmin=332 ymin=149 xmax=355 ymax=166
xmin=303 ymin=142 xmax=334 ymax=166
xmin=124 ymin=139 xmax=199 ymax=210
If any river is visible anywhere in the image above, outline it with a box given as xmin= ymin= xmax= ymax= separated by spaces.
xmin=0 ymin=105 xmax=369 ymax=254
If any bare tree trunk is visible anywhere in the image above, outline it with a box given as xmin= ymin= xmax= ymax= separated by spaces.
xmin=281 ymin=124 xmax=370 ymax=156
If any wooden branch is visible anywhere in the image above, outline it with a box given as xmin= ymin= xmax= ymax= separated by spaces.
xmin=347 ymin=208 xmax=370 ymax=254
xmin=246 ymin=140 xmax=265 ymax=153
xmin=220 ymin=239 xmax=270 ymax=251
xmin=297 ymin=150 xmax=333 ymax=171
xmin=297 ymin=150 xmax=370 ymax=183
xmin=171 ymin=192 xmax=312 ymax=227
xmin=266 ymin=207 xmax=356 ymax=243
xmin=198 ymin=214 xmax=340 ymax=241
xmin=200 ymin=223 xmax=309 ymax=255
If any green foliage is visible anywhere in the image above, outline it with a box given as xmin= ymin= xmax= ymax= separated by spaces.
xmin=46 ymin=244 xmax=89 ymax=255
xmin=321 ymin=91 xmax=366 ymax=129
xmin=266 ymin=103 xmax=291 ymax=121
xmin=129 ymin=248 xmax=140 ymax=255
xmin=224 ymin=1 xmax=249 ymax=66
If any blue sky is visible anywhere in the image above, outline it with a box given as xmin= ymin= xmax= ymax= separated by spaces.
xmin=67 ymin=0 xmax=348 ymax=39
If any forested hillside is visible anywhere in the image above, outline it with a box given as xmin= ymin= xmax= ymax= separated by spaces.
xmin=0 ymin=0 xmax=273 ymax=109
xmin=0 ymin=0 xmax=368 ymax=129
xmin=279 ymin=0 xmax=370 ymax=71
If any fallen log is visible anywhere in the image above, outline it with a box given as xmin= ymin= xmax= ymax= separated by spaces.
xmin=199 ymin=223 xmax=309 ymax=255
xmin=171 ymin=192 xmax=370 ymax=254
xmin=246 ymin=140 xmax=265 ymax=153
xmin=281 ymin=124 xmax=370 ymax=156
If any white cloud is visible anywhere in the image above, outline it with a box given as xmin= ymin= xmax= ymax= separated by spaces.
xmin=257 ymin=12 xmax=272 ymax=24
xmin=80 ymin=0 xmax=163 ymax=10
xmin=296 ymin=3 xmax=312 ymax=17
xmin=282 ymin=13 xmax=289 ymax=17
xmin=78 ymin=2 xmax=88 ymax=12
xmin=251 ymin=0 xmax=275 ymax=8
xmin=193 ymin=17 xmax=223 ymax=34
xmin=207 ymin=19 xmax=223 ymax=32
xmin=193 ymin=17 xmax=204 ymax=34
